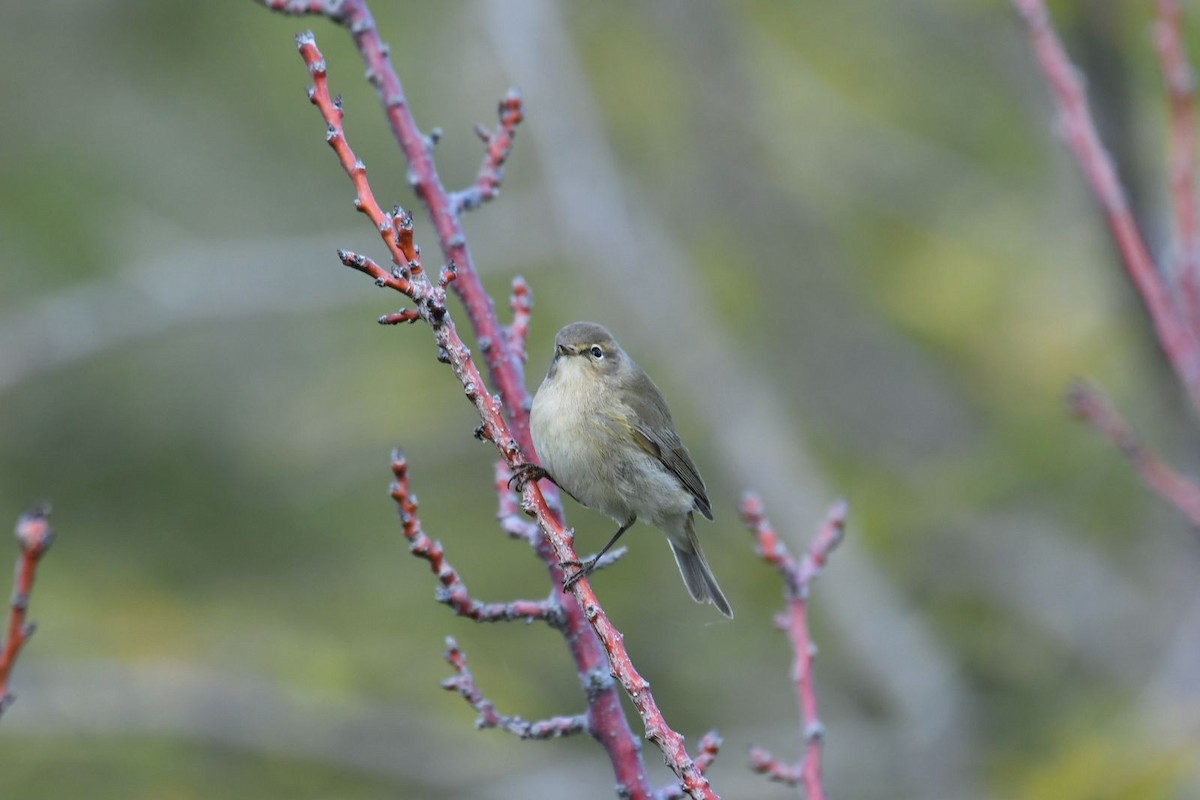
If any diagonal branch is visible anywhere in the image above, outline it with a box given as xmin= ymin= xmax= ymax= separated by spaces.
xmin=442 ymin=637 xmax=588 ymax=739
xmin=740 ymin=495 xmax=847 ymax=800
xmin=0 ymin=507 xmax=54 ymax=720
xmin=1067 ymin=380 xmax=1200 ymax=533
xmin=494 ymin=461 xmax=627 ymax=572
xmin=1012 ymin=0 xmax=1200 ymax=411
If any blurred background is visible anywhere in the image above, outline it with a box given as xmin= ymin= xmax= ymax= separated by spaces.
xmin=2 ymin=1 xmax=1199 ymax=797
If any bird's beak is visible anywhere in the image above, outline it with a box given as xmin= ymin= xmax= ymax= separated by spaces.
xmin=555 ymin=343 xmax=572 ymax=357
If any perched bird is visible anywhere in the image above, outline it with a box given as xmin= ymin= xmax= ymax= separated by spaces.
xmin=515 ymin=321 xmax=732 ymax=617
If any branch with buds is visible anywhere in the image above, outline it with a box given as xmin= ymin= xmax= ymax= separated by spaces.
xmin=452 ymin=90 xmax=524 ymax=214
xmin=391 ymin=453 xmax=565 ymax=626
xmin=442 ymin=637 xmax=588 ymax=739
xmin=656 ymin=733 xmax=722 ymax=800
xmin=257 ymin=3 xmax=722 ymax=796
xmin=0 ymin=508 xmax=54 ymax=720
xmin=1013 ymin=0 xmax=1200 ymax=530
xmin=740 ymin=496 xmax=846 ymax=800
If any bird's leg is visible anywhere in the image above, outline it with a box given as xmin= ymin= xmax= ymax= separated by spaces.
xmin=508 ymin=463 xmax=553 ymax=493
xmin=562 ymin=515 xmax=636 ymax=591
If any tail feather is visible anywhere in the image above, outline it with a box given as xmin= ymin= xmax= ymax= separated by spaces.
xmin=669 ymin=514 xmax=733 ymax=618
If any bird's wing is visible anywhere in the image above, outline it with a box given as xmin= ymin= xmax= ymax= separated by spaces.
xmin=622 ymin=372 xmax=713 ymax=520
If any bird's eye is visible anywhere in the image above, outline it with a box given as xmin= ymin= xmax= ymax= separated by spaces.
xmin=589 ymin=345 xmax=604 ymax=359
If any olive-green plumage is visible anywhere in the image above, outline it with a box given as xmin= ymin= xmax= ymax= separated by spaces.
xmin=529 ymin=321 xmax=732 ymax=617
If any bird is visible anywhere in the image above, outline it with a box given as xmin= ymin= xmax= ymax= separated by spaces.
xmin=513 ymin=321 xmax=732 ymax=617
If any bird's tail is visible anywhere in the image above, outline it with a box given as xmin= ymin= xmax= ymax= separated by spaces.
xmin=668 ymin=513 xmax=733 ymax=618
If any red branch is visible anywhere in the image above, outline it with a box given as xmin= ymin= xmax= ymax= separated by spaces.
xmin=259 ymin=0 xmax=533 ymax=450
xmin=1155 ymin=0 xmax=1200 ymax=330
xmin=391 ymin=453 xmax=563 ymax=626
xmin=495 ymin=461 xmax=628 ymax=570
xmin=442 ymin=637 xmax=588 ymax=739
xmin=1067 ymin=380 xmax=1200 ymax=532
xmin=1012 ymin=0 xmax=1200 ymax=411
xmin=259 ymin=13 xmax=718 ymax=798
xmin=740 ymin=496 xmax=847 ymax=800
xmin=656 ymin=732 xmax=721 ymax=800
xmin=494 ymin=461 xmax=540 ymax=545
xmin=506 ymin=276 xmax=533 ymax=362
xmin=0 ymin=508 xmax=54 ymax=719
xmin=453 ymin=89 xmax=525 ymax=214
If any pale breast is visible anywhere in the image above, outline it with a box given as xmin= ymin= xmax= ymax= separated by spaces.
xmin=530 ymin=366 xmax=611 ymax=508
xmin=530 ymin=363 xmax=693 ymax=525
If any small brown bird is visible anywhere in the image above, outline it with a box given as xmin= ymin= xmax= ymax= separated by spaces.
xmin=517 ymin=321 xmax=732 ymax=617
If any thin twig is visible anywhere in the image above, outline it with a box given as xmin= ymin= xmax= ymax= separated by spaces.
xmin=494 ymin=460 xmax=540 ymax=545
xmin=391 ymin=453 xmax=564 ymax=627
xmin=0 ymin=508 xmax=54 ymax=719
xmin=740 ymin=496 xmax=847 ymax=799
xmin=1068 ymin=380 xmax=1200 ymax=532
xmin=452 ymin=89 xmax=525 ymax=214
xmin=442 ymin=637 xmax=588 ymax=739
xmin=506 ymin=276 xmax=533 ymax=362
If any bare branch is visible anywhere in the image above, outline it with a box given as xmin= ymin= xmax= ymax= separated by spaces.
xmin=442 ymin=637 xmax=588 ymax=739
xmin=0 ymin=508 xmax=54 ymax=720
xmin=391 ymin=452 xmax=564 ymax=627
xmin=656 ymin=732 xmax=721 ymax=800
xmin=494 ymin=461 xmax=627 ymax=571
xmin=740 ymin=496 xmax=847 ymax=799
xmin=263 ymin=0 xmax=536 ymax=442
xmin=452 ymin=89 xmax=525 ymax=214
xmin=494 ymin=460 xmax=540 ymax=545
xmin=506 ymin=276 xmax=533 ymax=361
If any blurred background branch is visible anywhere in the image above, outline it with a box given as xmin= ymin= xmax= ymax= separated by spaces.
xmin=1014 ymin=0 xmax=1200 ymax=405
xmin=1015 ymin=0 xmax=1200 ymax=531
xmin=1068 ymin=379 xmax=1200 ymax=531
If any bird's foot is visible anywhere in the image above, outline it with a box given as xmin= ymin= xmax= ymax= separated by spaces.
xmin=560 ymin=558 xmax=596 ymax=592
xmin=508 ymin=463 xmax=550 ymax=493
